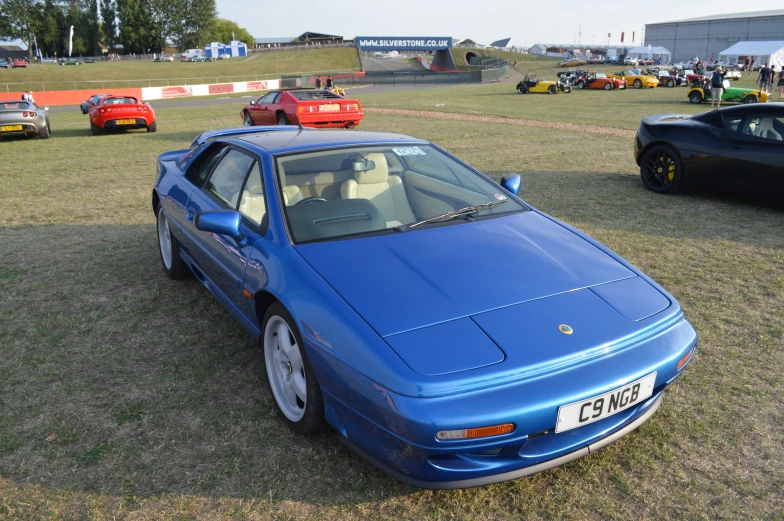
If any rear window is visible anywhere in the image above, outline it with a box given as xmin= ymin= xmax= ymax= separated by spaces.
xmin=103 ymin=97 xmax=138 ymax=105
xmin=289 ymin=90 xmax=343 ymax=100
xmin=1 ymin=102 xmax=32 ymax=110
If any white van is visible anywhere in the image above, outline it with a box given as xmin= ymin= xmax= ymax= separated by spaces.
xmin=180 ymin=49 xmax=203 ymax=61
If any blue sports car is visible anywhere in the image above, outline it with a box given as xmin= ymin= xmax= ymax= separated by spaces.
xmin=153 ymin=127 xmax=697 ymax=488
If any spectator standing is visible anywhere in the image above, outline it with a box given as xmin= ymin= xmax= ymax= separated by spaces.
xmin=750 ymin=57 xmax=755 ymax=72
xmin=744 ymin=57 xmax=750 ymax=73
xmin=710 ymin=67 xmax=727 ymax=109
xmin=21 ymin=90 xmax=30 ymax=101
xmin=757 ymin=63 xmax=771 ymax=91
xmin=326 ymin=75 xmax=334 ymax=89
xmin=315 ymin=76 xmax=322 ymax=89
xmin=777 ymin=68 xmax=784 ymax=99
xmin=768 ymin=65 xmax=776 ymax=92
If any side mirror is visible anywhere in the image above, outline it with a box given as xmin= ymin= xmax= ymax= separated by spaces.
xmin=195 ymin=210 xmax=246 ymax=246
xmin=43 ymin=106 xmax=49 ymax=112
xmin=249 ymin=100 xmax=255 ymax=105
xmin=500 ymin=174 xmax=521 ymax=196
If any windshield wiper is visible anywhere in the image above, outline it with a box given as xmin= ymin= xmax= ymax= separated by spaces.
xmin=402 ymin=199 xmax=508 ymax=230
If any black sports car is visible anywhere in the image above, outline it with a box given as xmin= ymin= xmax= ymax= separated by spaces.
xmin=634 ymin=104 xmax=784 ymax=200
xmin=80 ymin=93 xmax=112 ymax=114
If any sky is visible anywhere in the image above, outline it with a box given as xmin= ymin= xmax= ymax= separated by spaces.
xmin=215 ymin=0 xmax=783 ymax=47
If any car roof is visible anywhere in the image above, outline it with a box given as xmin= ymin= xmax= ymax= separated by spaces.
xmin=235 ymin=128 xmax=427 ymax=154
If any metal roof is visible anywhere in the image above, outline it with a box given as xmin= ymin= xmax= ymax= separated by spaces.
xmin=237 ymin=129 xmax=424 ymax=153
xmin=653 ymin=9 xmax=784 ymax=24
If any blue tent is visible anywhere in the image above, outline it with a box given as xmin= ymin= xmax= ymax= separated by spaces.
xmin=205 ymin=42 xmax=225 ymax=58
xmin=228 ymin=40 xmax=248 ymax=57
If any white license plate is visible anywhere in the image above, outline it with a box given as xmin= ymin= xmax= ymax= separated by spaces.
xmin=555 ymin=372 xmax=657 ymax=433
xmin=320 ymin=104 xmax=340 ymax=112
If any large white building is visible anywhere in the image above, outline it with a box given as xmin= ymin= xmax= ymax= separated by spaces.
xmin=644 ymin=9 xmax=784 ymax=62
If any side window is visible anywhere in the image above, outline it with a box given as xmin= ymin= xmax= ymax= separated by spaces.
xmin=238 ymin=162 xmax=266 ymax=226
xmin=185 ymin=143 xmax=229 ymax=186
xmin=267 ymin=92 xmax=281 ymax=104
xmin=742 ymin=115 xmax=784 ymax=142
xmin=205 ymin=149 xmax=255 ymax=208
xmin=723 ymin=113 xmax=746 ymax=133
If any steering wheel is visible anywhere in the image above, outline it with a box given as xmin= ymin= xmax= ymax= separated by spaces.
xmin=296 ymin=197 xmax=328 ymax=205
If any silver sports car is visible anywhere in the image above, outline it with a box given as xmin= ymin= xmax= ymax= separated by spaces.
xmin=0 ymin=100 xmax=51 ymax=139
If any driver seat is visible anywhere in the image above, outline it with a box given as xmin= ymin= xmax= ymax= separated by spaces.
xmin=340 ymin=153 xmax=416 ymax=228
xmin=278 ymin=168 xmax=304 ymax=206
xmin=758 ymin=118 xmax=783 ymax=141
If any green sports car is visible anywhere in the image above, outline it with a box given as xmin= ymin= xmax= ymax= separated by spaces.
xmin=687 ymin=80 xmax=769 ymax=104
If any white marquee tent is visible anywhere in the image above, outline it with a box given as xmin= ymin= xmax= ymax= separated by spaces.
xmin=718 ymin=41 xmax=784 ymax=69
xmin=625 ymin=45 xmax=672 ymax=62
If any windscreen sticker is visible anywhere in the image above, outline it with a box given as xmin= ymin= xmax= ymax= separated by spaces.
xmin=494 ymin=193 xmax=507 ymax=201
xmin=393 ymin=147 xmax=427 ymax=156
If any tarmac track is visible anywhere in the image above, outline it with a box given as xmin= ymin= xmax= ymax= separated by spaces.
xmin=48 ymin=83 xmax=470 ymax=114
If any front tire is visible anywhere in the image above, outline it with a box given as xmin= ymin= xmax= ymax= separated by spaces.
xmin=577 ymin=80 xmax=585 ymax=89
xmin=668 ymin=79 xmax=675 ymax=88
xmin=634 ymin=79 xmax=642 ymax=89
xmin=156 ymin=206 xmax=188 ymax=279
xmin=244 ymin=112 xmax=254 ymax=126
xmin=277 ymin=113 xmax=290 ymax=125
xmin=640 ymin=145 xmax=683 ymax=194
xmin=688 ymin=91 xmax=703 ymax=104
xmin=516 ymin=84 xmax=527 ymax=94
xmin=743 ymin=95 xmax=758 ymax=104
xmin=548 ymin=84 xmax=557 ymax=94
xmin=262 ymin=303 xmax=324 ymax=435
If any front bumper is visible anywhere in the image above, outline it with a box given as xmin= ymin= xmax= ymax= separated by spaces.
xmin=341 ymin=393 xmax=663 ymax=489
xmin=315 ymin=317 xmax=697 ymax=488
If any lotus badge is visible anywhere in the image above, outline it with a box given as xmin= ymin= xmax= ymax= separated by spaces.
xmin=559 ymin=324 xmax=573 ymax=335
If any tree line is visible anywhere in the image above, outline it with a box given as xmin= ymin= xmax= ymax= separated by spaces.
xmin=0 ymin=0 xmax=255 ymax=57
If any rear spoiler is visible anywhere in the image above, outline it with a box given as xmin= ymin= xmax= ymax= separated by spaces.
xmin=189 ymin=126 xmax=308 ymax=148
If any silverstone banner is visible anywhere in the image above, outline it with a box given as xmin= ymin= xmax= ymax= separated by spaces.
xmin=355 ymin=36 xmax=452 ymax=51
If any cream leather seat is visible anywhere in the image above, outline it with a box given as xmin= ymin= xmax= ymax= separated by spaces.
xmin=278 ymin=168 xmax=304 ymax=205
xmin=239 ymin=164 xmax=266 ymax=225
xmin=758 ymin=118 xmax=783 ymax=141
xmin=340 ymin=153 xmax=416 ymax=228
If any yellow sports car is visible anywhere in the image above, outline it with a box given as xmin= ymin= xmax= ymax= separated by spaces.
xmin=609 ymin=69 xmax=659 ymax=89
xmin=557 ymin=58 xmax=586 ymax=68
xmin=516 ymin=74 xmax=571 ymax=94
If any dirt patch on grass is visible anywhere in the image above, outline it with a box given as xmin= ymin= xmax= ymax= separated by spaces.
xmin=364 ymin=107 xmax=637 ymax=138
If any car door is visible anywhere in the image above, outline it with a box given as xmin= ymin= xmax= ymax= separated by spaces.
xmin=253 ymin=92 xmax=281 ymax=125
xmin=720 ymin=112 xmax=784 ymax=198
xmin=183 ymin=147 xmax=265 ymax=316
xmin=248 ymin=93 xmax=273 ymax=125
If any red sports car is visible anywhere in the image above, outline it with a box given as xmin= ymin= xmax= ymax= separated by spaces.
xmin=11 ymin=59 xmax=28 ymax=68
xmin=241 ymin=89 xmax=363 ymax=129
xmin=89 ymin=95 xmax=156 ymax=135
xmin=575 ymin=73 xmax=627 ymax=90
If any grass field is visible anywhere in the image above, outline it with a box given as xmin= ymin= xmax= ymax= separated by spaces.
xmin=0 ymin=63 xmax=783 ymax=520
xmin=0 ymin=47 xmax=360 ymax=92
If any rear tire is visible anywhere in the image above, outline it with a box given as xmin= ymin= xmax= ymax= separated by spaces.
xmin=743 ymin=95 xmax=758 ymax=104
xmin=577 ymin=80 xmax=585 ymax=89
xmin=634 ymin=79 xmax=642 ymax=89
xmin=668 ymin=79 xmax=675 ymax=88
xmin=147 ymin=121 xmax=157 ymax=133
xmin=38 ymin=125 xmax=50 ymax=139
xmin=604 ymin=82 xmax=612 ymax=90
xmin=90 ymin=121 xmax=102 ymax=135
xmin=277 ymin=113 xmax=290 ymax=125
xmin=157 ymin=206 xmax=188 ymax=279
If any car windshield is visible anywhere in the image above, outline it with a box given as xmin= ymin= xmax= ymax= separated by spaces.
xmin=275 ymin=144 xmax=526 ymax=244
xmin=1 ymin=101 xmax=33 ymax=110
